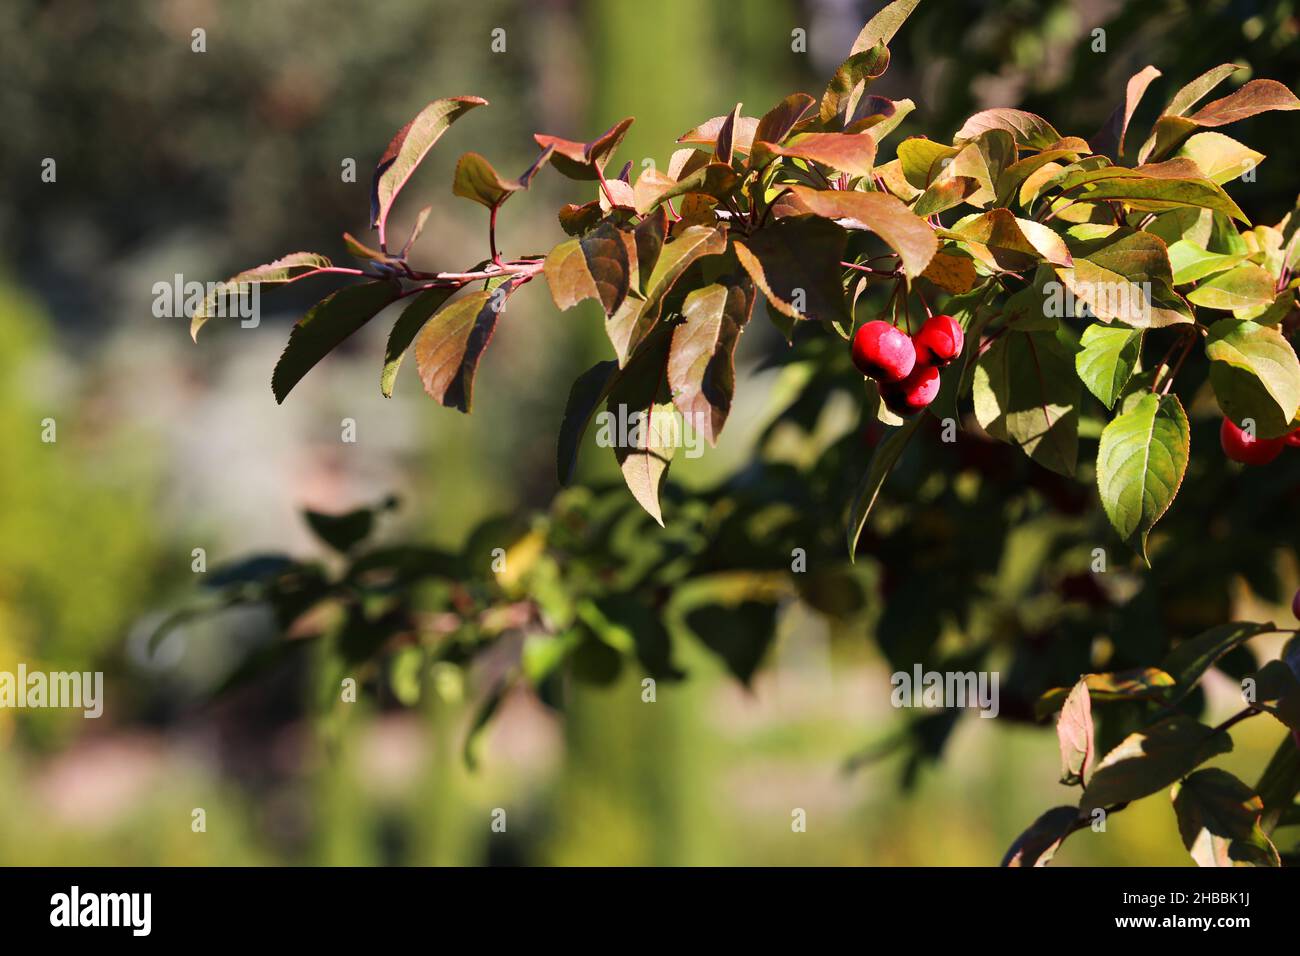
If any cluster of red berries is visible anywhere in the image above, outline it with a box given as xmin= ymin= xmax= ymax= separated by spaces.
xmin=851 ymin=314 xmax=964 ymax=415
xmin=1219 ymin=418 xmax=1300 ymax=466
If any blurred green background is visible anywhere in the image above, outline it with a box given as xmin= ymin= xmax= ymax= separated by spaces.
xmin=2 ymin=0 xmax=1299 ymax=866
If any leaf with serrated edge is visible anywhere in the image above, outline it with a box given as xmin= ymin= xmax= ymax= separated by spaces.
xmin=1080 ymin=716 xmax=1232 ymax=815
xmin=1001 ymin=806 xmax=1081 ymax=867
xmin=1205 ymin=318 xmax=1300 ymax=438
xmin=192 ymin=252 xmax=332 ymax=340
xmin=1187 ymin=264 xmax=1276 ymax=311
xmin=1096 ymin=392 xmax=1188 ymax=561
xmin=272 ymin=280 xmax=400 ymax=403
xmin=1076 ymin=323 xmax=1143 ymax=409
xmin=850 ymin=0 xmax=920 ymax=54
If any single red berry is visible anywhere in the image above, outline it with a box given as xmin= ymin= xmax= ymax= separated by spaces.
xmin=852 ymin=320 xmax=916 ymax=383
xmin=881 ymin=364 xmax=940 ymax=415
xmin=1220 ymin=417 xmax=1285 ymax=465
xmin=1286 ymin=428 xmax=1300 ymax=448
xmin=1292 ymin=587 xmax=1300 ymax=620
xmin=912 ymin=314 xmax=964 ymax=367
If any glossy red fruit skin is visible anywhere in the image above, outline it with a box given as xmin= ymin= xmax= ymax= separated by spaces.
xmin=1220 ymin=417 xmax=1286 ymax=465
xmin=881 ymin=364 xmax=940 ymax=415
xmin=852 ymin=320 xmax=916 ymax=383
xmin=1286 ymin=428 xmax=1300 ymax=448
xmin=1292 ymin=587 xmax=1300 ymax=620
xmin=912 ymin=314 xmax=965 ymax=367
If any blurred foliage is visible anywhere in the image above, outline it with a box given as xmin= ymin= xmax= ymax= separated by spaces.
xmin=3 ymin=0 xmax=1300 ymax=866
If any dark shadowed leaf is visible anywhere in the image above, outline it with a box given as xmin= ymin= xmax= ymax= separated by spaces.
xmin=847 ymin=414 xmax=924 ymax=559
xmin=786 ymin=185 xmax=937 ymax=278
xmin=973 ymin=329 xmax=1080 ymax=477
xmin=1035 ymin=668 xmax=1175 ymax=719
xmin=381 ymin=285 xmax=458 ymax=397
xmin=557 ymin=359 xmax=621 ymax=485
xmin=734 ymin=214 xmax=851 ymax=328
xmin=1093 ymin=65 xmax=1161 ymax=160
xmin=605 ymin=335 xmax=675 ymax=524
xmin=1001 ymin=806 xmax=1081 ymax=867
xmin=1162 ymin=622 xmax=1278 ymax=702
xmin=1172 ymin=768 xmax=1280 ymax=867
xmin=752 ymin=92 xmax=817 ymax=155
xmin=1080 ymin=716 xmax=1233 ymax=814
xmin=271 ymin=280 xmax=400 ymax=403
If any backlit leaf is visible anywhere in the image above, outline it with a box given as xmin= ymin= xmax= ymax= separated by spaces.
xmin=371 ymin=96 xmax=487 ymax=229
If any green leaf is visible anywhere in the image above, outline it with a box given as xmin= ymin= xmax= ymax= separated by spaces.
xmin=1164 ymin=64 xmax=1244 ymax=118
xmin=371 ymin=96 xmax=487 ymax=230
xmin=1001 ymin=806 xmax=1081 ymax=867
xmin=850 ymin=0 xmax=921 ymax=55
xmin=1076 ymin=323 xmax=1143 ymax=409
xmin=413 ymin=288 xmax=503 ymax=413
xmin=820 ymin=43 xmax=890 ymax=128
xmin=1056 ymin=230 xmax=1191 ymax=328
xmin=1161 ymin=621 xmax=1278 ymax=702
xmin=271 ymin=280 xmax=400 ymax=403
xmin=1076 ymin=176 xmax=1248 ymax=224
xmin=846 ymin=414 xmax=924 ymax=559
xmin=785 ymin=185 xmax=938 ymax=278
xmin=1167 ymin=240 xmax=1245 ymax=284
xmin=1171 ymin=769 xmax=1280 ymax=867
xmin=191 ymin=252 xmax=333 ymax=340
xmin=557 ymin=360 xmax=621 ymax=485
xmin=897 ymin=136 xmax=961 ymax=188
xmin=1057 ymin=680 xmax=1095 ymax=786
xmin=1205 ymin=318 xmax=1300 ymax=439
xmin=1186 ymin=264 xmax=1276 ymax=311
xmin=652 ymin=162 xmax=740 ymax=206
xmin=1176 ymin=132 xmax=1263 ymax=185
xmin=734 ymin=214 xmax=852 ymax=327
xmin=1096 ymin=392 xmax=1189 ymax=562
xmin=667 ymin=572 xmax=790 ymax=684
xmin=973 ymin=329 xmax=1080 ymax=477
xmin=381 ymin=285 xmax=457 ymax=397
xmin=451 ymin=148 xmax=550 ymax=208
xmin=1080 ymin=716 xmax=1232 ymax=814
xmin=667 ymin=278 xmax=755 ymax=447
xmin=943 ymin=208 xmax=1072 ymax=271
xmin=1248 ymin=660 xmax=1300 ymax=733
